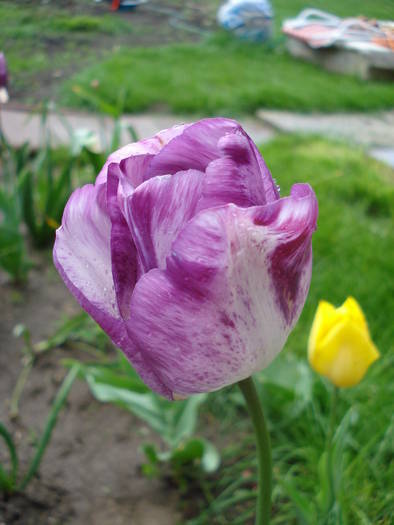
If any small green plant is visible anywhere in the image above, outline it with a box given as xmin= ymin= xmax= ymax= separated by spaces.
xmin=16 ymin=106 xmax=75 ymax=248
xmin=10 ymin=312 xmax=109 ymax=418
xmin=0 ymin=100 xmax=138 ymax=278
xmin=0 ymin=137 xmax=31 ymax=282
xmin=65 ymin=353 xmax=220 ymax=481
xmin=0 ymin=364 xmax=80 ymax=495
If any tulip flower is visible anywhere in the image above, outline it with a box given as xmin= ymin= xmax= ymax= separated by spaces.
xmin=54 ymin=117 xmax=317 ymax=399
xmin=308 ymin=297 xmax=379 ymax=387
xmin=54 ymin=118 xmax=317 ymax=524
xmin=308 ymin=298 xmax=379 ymax=519
xmin=0 ymin=52 xmax=9 ymax=104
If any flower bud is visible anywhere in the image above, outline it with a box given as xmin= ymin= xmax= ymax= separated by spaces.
xmin=308 ymin=297 xmax=379 ymax=387
xmin=0 ymin=52 xmax=9 ymax=104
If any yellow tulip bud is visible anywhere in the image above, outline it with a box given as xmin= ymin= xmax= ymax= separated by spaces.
xmin=308 ymin=297 xmax=379 ymax=387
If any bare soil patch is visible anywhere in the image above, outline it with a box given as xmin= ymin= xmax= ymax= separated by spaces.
xmin=3 ymin=0 xmax=220 ymax=104
xmin=0 ymin=255 xmax=180 ymax=525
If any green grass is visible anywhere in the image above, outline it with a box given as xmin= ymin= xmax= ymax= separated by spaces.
xmin=190 ymin=136 xmax=394 ymax=524
xmin=272 ymin=137 xmax=394 ymax=523
xmin=61 ymin=33 xmax=394 ymax=115
xmin=59 ymin=0 xmax=394 ymax=114
xmin=0 ymin=1 xmax=135 ymax=99
xmin=266 ymin=136 xmax=394 ymax=355
xmin=1 ymin=0 xmax=393 ymax=112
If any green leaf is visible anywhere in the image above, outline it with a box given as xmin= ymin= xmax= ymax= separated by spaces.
xmin=170 ymin=438 xmax=204 ymax=465
xmin=332 ymin=407 xmax=358 ymax=495
xmin=317 ymin=451 xmax=331 ymax=512
xmin=126 ymin=124 xmax=138 ymax=143
xmin=281 ymin=476 xmax=316 ymax=524
xmin=84 ymin=365 xmax=148 ymax=394
xmin=83 ymin=372 xmax=166 ymax=435
xmin=18 ymin=364 xmax=80 ymax=490
xmin=259 ymin=353 xmax=313 ymax=402
xmin=142 ymin=443 xmax=159 ymax=465
xmin=201 ymin=440 xmax=220 ymax=473
xmin=171 ymin=394 xmax=207 ymax=446
xmin=110 ymin=120 xmax=122 ymax=151
xmin=0 ymin=422 xmax=18 ymax=488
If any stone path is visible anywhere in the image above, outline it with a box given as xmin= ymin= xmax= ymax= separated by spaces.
xmin=1 ymin=105 xmax=393 ymax=167
xmin=0 ymin=106 xmax=275 ymax=151
xmin=257 ymin=109 xmax=394 ymax=167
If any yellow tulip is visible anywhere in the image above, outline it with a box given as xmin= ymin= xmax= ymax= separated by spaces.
xmin=308 ymin=297 xmax=379 ymax=387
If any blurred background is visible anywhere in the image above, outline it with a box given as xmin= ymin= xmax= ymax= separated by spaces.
xmin=0 ymin=1 xmax=393 ymax=524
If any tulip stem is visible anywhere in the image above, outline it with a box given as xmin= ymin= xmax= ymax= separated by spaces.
xmin=238 ymin=376 xmax=272 ymax=525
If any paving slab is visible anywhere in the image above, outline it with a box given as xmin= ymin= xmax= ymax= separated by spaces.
xmin=256 ymin=109 xmax=394 ymax=148
xmin=2 ymin=106 xmax=392 ymax=168
xmin=369 ymin=147 xmax=394 ymax=168
xmin=0 ymin=107 xmax=275 ymax=153
xmin=257 ymin=109 xmax=394 ymax=168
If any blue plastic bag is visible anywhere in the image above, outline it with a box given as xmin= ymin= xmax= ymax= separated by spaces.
xmin=217 ymin=0 xmax=274 ymax=42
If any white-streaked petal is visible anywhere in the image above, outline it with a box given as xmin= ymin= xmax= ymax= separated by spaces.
xmin=125 ymin=184 xmax=317 ymax=396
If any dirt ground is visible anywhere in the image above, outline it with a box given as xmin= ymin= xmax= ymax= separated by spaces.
xmin=4 ymin=0 xmax=221 ymax=103
xmin=0 ymin=254 xmax=181 ymax=525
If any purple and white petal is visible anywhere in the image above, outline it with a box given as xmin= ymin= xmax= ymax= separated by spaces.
xmin=53 ymin=182 xmax=128 ymax=348
xmin=253 ymin=183 xmax=318 ymax=325
xmin=96 ymin=123 xmax=190 ymax=185
xmin=124 ymin=169 xmax=204 ymax=272
xmin=145 ymin=118 xmax=242 ymax=179
xmin=198 ymin=131 xmax=275 ymax=210
xmin=126 ymin=184 xmax=317 ymax=397
xmin=106 ymin=164 xmax=139 ymax=320
xmin=54 ymin=177 xmax=171 ymax=398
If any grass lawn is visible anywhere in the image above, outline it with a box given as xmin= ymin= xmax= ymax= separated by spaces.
xmin=59 ymin=0 xmax=394 ymax=114
xmin=1 ymin=0 xmax=393 ymax=113
xmin=195 ymin=135 xmax=394 ymax=524
xmin=61 ymin=33 xmax=394 ymax=115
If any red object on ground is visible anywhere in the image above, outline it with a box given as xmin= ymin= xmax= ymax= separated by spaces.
xmin=111 ymin=0 xmax=121 ymax=10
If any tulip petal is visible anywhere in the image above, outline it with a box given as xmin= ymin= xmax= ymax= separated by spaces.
xmin=124 ymin=169 xmax=204 ymax=272
xmin=96 ymin=123 xmax=190 ymax=185
xmin=308 ymin=300 xmax=340 ymax=370
xmin=314 ymin=319 xmax=380 ymax=387
xmin=53 ymin=183 xmax=127 ymax=347
xmin=253 ymin=183 xmax=318 ymax=324
xmin=106 ymin=164 xmax=138 ymax=320
xmin=146 ymin=118 xmax=279 ymax=204
xmin=199 ymin=131 xmax=274 ymax=210
xmin=126 ymin=184 xmax=317 ymax=396
xmin=338 ymin=296 xmax=370 ymax=335
xmin=54 ymin=179 xmax=171 ymax=398
xmin=145 ymin=118 xmax=239 ymax=178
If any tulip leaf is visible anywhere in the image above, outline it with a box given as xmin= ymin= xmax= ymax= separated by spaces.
xmin=84 ymin=365 xmax=149 ymax=394
xmin=332 ymin=407 xmax=359 ymax=494
xmin=171 ymin=394 xmax=207 ymax=446
xmin=281 ymin=473 xmax=317 ymax=524
xmin=142 ymin=443 xmax=159 ymax=465
xmin=170 ymin=438 xmax=205 ymax=465
xmin=0 ymin=422 xmax=18 ymax=490
xmin=317 ymin=451 xmax=331 ymax=512
xmin=259 ymin=353 xmax=313 ymax=402
xmin=85 ymin=375 xmax=165 ymax=433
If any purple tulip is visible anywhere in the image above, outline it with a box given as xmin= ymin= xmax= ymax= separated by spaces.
xmin=0 ymin=52 xmax=8 ymax=104
xmin=54 ymin=118 xmax=318 ymax=399
xmin=0 ymin=52 xmax=7 ymax=88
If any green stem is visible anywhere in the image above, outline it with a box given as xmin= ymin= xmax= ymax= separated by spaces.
xmin=18 ymin=364 xmax=80 ymax=491
xmin=326 ymin=386 xmax=338 ymax=512
xmin=238 ymin=376 xmax=272 ymax=525
xmin=9 ymin=358 xmax=34 ymax=419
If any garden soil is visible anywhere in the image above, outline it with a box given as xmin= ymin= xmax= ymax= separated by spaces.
xmin=0 ymin=253 xmax=181 ymax=525
xmin=5 ymin=0 xmax=220 ymax=104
